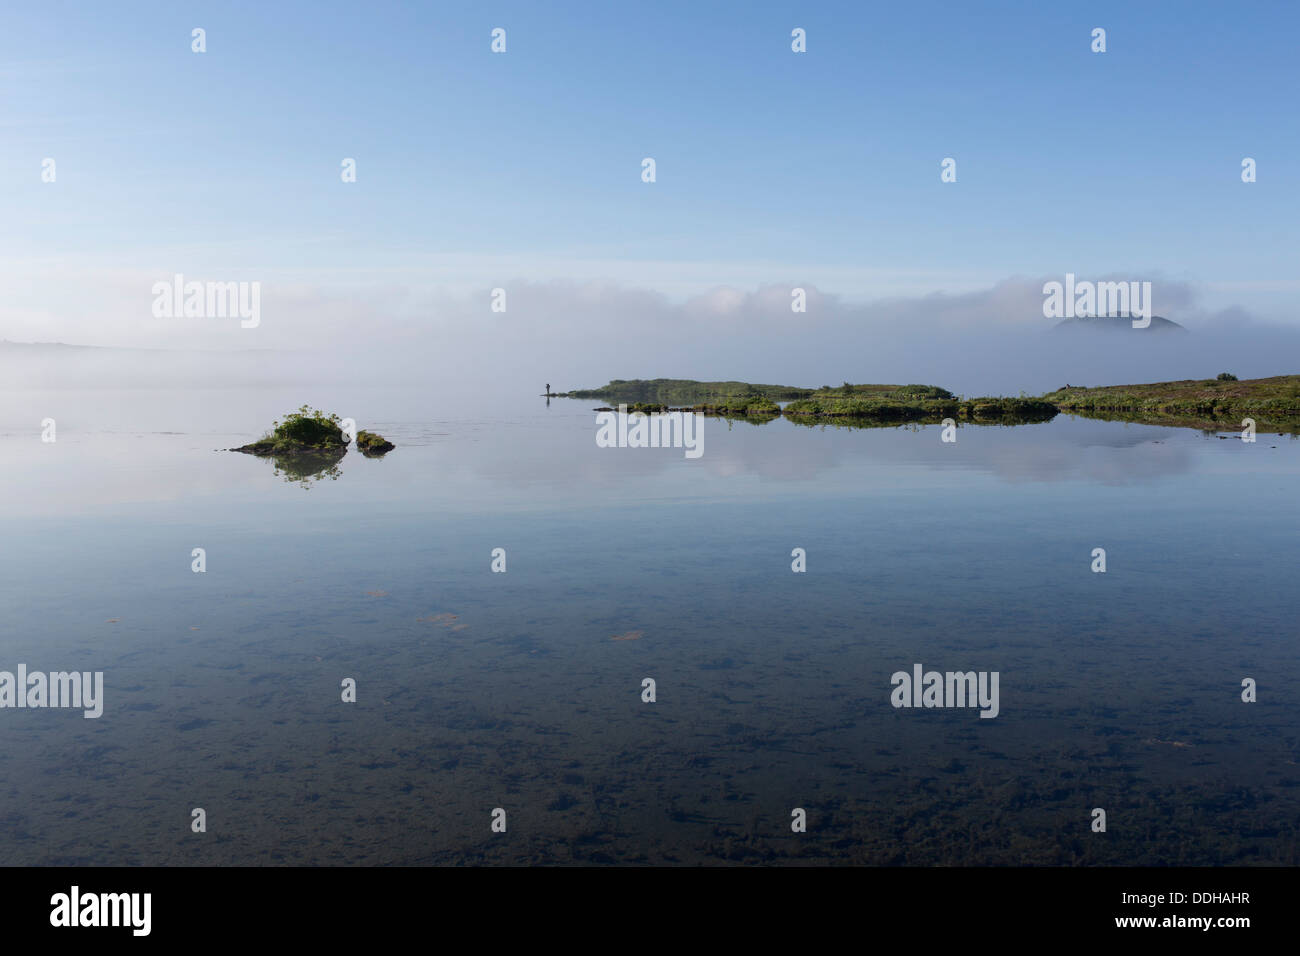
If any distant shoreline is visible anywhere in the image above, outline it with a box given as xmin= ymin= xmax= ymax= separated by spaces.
xmin=558 ymin=375 xmax=1300 ymax=431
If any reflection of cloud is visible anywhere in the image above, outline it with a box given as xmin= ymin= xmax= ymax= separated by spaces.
xmin=696 ymin=415 xmax=1203 ymax=489
xmin=779 ymin=417 xmax=1202 ymax=487
xmin=975 ymin=431 xmax=1195 ymax=485
xmin=0 ymin=389 xmax=1224 ymax=520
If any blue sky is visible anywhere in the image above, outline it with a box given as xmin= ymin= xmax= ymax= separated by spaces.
xmin=2 ymin=0 xmax=1297 ymax=350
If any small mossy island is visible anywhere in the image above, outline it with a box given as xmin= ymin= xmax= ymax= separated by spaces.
xmin=232 ymin=406 xmax=349 ymax=456
xmin=230 ymin=406 xmax=395 ymax=487
xmin=356 ymin=430 xmax=396 ymax=457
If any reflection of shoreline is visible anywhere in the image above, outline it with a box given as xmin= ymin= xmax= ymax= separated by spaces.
xmin=783 ymin=414 xmax=1057 ymax=431
xmin=259 ymin=445 xmax=346 ymax=488
xmin=662 ymin=401 xmax=1300 ymax=436
xmin=1052 ymin=407 xmax=1300 ymax=435
xmin=0 ymin=396 xmax=1269 ymax=521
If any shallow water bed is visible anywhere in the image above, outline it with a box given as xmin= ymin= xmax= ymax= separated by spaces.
xmin=0 ymin=391 xmax=1296 ymax=864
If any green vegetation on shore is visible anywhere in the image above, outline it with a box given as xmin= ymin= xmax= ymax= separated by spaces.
xmin=1043 ymin=374 xmax=1300 ymax=430
xmin=690 ymin=395 xmax=781 ymax=417
xmin=562 ymin=375 xmax=1300 ymax=431
xmin=562 ymin=379 xmax=812 ymax=403
xmin=784 ymin=391 xmax=1057 ymax=424
xmin=568 ymin=380 xmax=1055 ymax=425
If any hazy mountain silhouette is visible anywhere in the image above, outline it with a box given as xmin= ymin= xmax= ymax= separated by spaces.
xmin=1052 ymin=315 xmax=1187 ymax=333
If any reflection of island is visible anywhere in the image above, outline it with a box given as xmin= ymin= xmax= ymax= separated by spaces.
xmin=229 ymin=406 xmax=394 ymax=487
xmin=263 ymin=445 xmax=347 ymax=487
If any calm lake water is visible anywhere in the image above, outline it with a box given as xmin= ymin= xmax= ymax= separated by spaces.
xmin=1 ymin=387 xmax=1297 ymax=865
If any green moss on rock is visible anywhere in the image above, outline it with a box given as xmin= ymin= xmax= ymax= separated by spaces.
xmin=356 ymin=430 xmax=395 ymax=456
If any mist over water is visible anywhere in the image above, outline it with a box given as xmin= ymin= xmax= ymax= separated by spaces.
xmin=5 ymin=275 xmax=1297 ymax=401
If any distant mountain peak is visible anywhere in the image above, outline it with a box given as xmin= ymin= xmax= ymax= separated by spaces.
xmin=1052 ymin=314 xmax=1187 ymax=333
